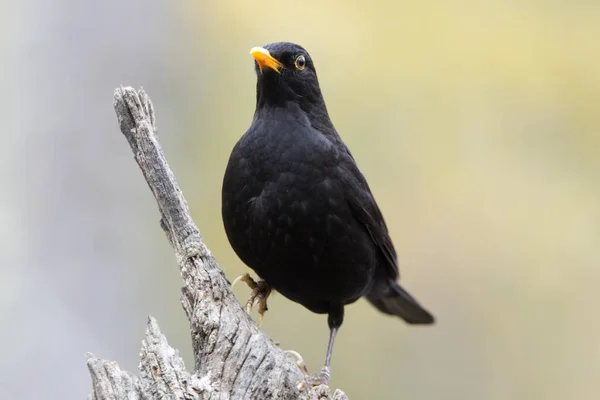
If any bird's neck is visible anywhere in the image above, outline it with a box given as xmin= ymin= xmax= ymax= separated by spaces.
xmin=255 ymin=98 xmax=335 ymax=134
xmin=303 ymin=100 xmax=336 ymax=133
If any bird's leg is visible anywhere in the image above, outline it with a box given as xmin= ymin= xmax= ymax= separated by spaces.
xmin=308 ymin=326 xmax=338 ymax=386
xmin=231 ymin=273 xmax=272 ymax=325
xmin=297 ymin=326 xmax=339 ymax=391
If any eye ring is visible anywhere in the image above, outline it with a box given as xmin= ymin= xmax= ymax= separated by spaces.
xmin=294 ymin=55 xmax=306 ymax=70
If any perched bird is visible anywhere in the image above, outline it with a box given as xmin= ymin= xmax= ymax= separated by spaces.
xmin=222 ymin=42 xmax=434 ymax=385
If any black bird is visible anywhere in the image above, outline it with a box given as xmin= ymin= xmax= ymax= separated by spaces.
xmin=222 ymin=42 xmax=434 ymax=385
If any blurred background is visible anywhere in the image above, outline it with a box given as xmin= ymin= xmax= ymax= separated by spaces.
xmin=1 ymin=0 xmax=599 ymax=399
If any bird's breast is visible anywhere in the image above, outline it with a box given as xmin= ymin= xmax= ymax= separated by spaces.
xmin=222 ymin=121 xmax=375 ymax=303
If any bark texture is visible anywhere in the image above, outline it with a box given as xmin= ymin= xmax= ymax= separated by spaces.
xmin=86 ymin=87 xmax=348 ymax=400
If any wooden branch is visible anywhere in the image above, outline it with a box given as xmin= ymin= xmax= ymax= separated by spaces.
xmin=86 ymin=87 xmax=348 ymax=400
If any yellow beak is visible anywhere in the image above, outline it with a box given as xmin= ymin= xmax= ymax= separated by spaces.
xmin=250 ymin=47 xmax=283 ymax=74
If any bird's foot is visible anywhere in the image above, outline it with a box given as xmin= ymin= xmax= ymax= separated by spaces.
xmin=296 ymin=365 xmax=331 ymax=391
xmin=285 ymin=350 xmax=310 ymax=376
xmin=309 ymin=366 xmax=331 ymax=387
xmin=231 ymin=273 xmax=272 ymax=325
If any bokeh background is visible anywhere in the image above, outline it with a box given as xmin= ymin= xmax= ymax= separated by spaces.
xmin=1 ymin=1 xmax=599 ymax=399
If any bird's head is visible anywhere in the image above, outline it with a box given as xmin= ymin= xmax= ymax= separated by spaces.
xmin=250 ymin=42 xmax=326 ymax=114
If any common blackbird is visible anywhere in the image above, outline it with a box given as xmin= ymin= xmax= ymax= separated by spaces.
xmin=222 ymin=42 xmax=434 ymax=385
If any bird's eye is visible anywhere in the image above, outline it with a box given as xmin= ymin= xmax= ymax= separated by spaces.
xmin=294 ymin=55 xmax=306 ymax=70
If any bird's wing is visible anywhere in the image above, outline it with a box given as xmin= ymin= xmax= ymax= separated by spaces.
xmin=339 ymin=148 xmax=400 ymax=281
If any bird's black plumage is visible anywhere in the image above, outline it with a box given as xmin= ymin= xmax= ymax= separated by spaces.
xmin=222 ymin=42 xmax=433 ymax=383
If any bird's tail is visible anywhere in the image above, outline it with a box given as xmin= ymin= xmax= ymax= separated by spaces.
xmin=367 ymin=282 xmax=435 ymax=324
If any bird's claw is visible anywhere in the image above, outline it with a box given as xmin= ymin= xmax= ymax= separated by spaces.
xmin=309 ymin=366 xmax=331 ymax=387
xmin=231 ymin=273 xmax=255 ymax=290
xmin=296 ymin=364 xmax=331 ymax=391
xmin=231 ymin=273 xmax=272 ymax=325
xmin=285 ymin=350 xmax=310 ymax=375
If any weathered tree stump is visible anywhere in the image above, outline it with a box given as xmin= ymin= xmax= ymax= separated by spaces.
xmin=86 ymin=87 xmax=348 ymax=400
